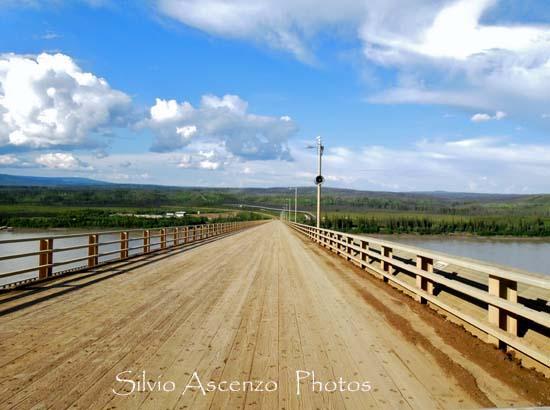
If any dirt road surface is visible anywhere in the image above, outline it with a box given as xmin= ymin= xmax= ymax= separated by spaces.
xmin=0 ymin=221 xmax=547 ymax=409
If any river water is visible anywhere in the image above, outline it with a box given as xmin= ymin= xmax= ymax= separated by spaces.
xmin=0 ymin=229 xmax=163 ymax=287
xmin=1 ymin=230 xmax=549 ymax=287
xmin=378 ymin=235 xmax=550 ymax=276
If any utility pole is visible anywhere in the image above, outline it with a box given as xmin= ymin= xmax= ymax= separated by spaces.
xmin=294 ymin=187 xmax=297 ymax=222
xmin=315 ymin=136 xmax=324 ymax=229
xmin=288 ymin=198 xmax=291 ymax=221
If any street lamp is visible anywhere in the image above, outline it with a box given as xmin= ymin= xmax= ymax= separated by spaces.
xmin=294 ymin=187 xmax=297 ymax=222
xmin=288 ymin=197 xmax=291 ymax=221
xmin=307 ymin=136 xmax=324 ymax=228
xmin=313 ymin=137 xmax=324 ymax=228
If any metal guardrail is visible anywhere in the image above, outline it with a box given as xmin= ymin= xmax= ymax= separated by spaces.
xmin=0 ymin=221 xmax=263 ymax=288
xmin=288 ymin=221 xmax=550 ymax=369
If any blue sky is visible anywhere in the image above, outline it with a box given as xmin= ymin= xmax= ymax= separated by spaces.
xmin=1 ymin=0 xmax=550 ymax=193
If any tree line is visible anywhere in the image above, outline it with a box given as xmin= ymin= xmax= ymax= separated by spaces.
xmin=319 ymin=215 xmax=550 ymax=237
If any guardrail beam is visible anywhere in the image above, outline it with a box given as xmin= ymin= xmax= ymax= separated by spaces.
xmin=286 ymin=221 xmax=548 ymax=369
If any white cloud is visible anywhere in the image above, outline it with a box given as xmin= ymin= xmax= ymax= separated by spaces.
xmin=156 ymin=1 xmax=550 ymax=113
xmin=471 ymin=113 xmax=492 ymax=122
xmin=0 ymin=52 xmax=131 ymax=149
xmin=176 ymin=125 xmax=197 ymax=140
xmin=359 ymin=0 xmax=550 ymax=111
xmin=21 ymin=137 xmax=549 ymax=193
xmin=143 ymin=94 xmax=297 ymax=160
xmin=0 ymin=154 xmax=19 ymax=166
xmin=471 ymin=111 xmax=507 ymax=122
xmin=35 ymin=152 xmax=92 ymax=170
xmin=40 ymin=31 xmax=61 ymax=40
xmin=156 ymin=0 xmax=366 ymax=63
xmin=201 ymin=94 xmax=248 ymax=114
xmin=361 ymin=0 xmax=550 ymax=62
xmin=178 ymin=149 xmax=223 ymax=170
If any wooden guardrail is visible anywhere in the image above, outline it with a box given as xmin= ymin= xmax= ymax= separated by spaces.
xmin=0 ymin=221 xmax=263 ymax=289
xmin=288 ymin=221 xmax=550 ymax=370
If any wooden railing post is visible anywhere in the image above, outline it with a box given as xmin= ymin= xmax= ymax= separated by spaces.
xmin=173 ymin=228 xmax=179 ymax=247
xmin=160 ymin=228 xmax=167 ymax=249
xmin=39 ymin=238 xmax=53 ymax=279
xmin=88 ymin=234 xmax=99 ymax=268
xmin=360 ymin=240 xmax=368 ymax=269
xmin=381 ymin=245 xmax=393 ymax=282
xmin=488 ymin=275 xmax=518 ymax=348
xmin=120 ymin=232 xmax=129 ymax=259
xmin=346 ymin=237 xmax=353 ymax=261
xmin=415 ymin=256 xmax=434 ymax=304
xmin=143 ymin=230 xmax=150 ymax=253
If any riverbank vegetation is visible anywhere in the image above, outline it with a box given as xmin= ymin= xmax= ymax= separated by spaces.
xmin=1 ymin=185 xmax=550 ymax=235
xmin=318 ymin=212 xmax=550 ymax=237
xmin=0 ymin=204 xmax=266 ymax=229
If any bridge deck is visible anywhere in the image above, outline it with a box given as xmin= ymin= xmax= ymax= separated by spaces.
xmin=0 ymin=221 xmax=546 ymax=409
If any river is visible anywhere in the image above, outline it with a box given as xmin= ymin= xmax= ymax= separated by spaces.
xmin=0 ymin=229 xmax=163 ymax=287
xmin=377 ymin=235 xmax=550 ymax=275
xmin=1 ymin=230 xmax=549 ymax=287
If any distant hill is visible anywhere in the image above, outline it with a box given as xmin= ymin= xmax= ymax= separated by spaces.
xmin=0 ymin=173 xmax=113 ymax=187
xmin=0 ymin=173 xmax=546 ymax=209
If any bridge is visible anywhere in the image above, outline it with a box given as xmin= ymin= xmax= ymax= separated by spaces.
xmin=0 ymin=220 xmax=549 ymax=409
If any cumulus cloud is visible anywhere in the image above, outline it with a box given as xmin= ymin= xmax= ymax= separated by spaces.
xmin=359 ymin=0 xmax=550 ymax=111
xmin=35 ymin=152 xmax=92 ymax=170
xmin=143 ymin=94 xmax=297 ymax=160
xmin=156 ymin=1 xmax=550 ymax=113
xmin=471 ymin=111 xmax=507 ymax=122
xmin=178 ymin=151 xmax=221 ymax=170
xmin=0 ymin=52 xmax=131 ymax=150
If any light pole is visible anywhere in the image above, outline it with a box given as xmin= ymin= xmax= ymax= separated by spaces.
xmin=289 ymin=187 xmax=298 ymax=223
xmin=315 ymin=136 xmax=324 ymax=229
xmin=294 ymin=187 xmax=297 ymax=222
xmin=288 ymin=198 xmax=291 ymax=221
